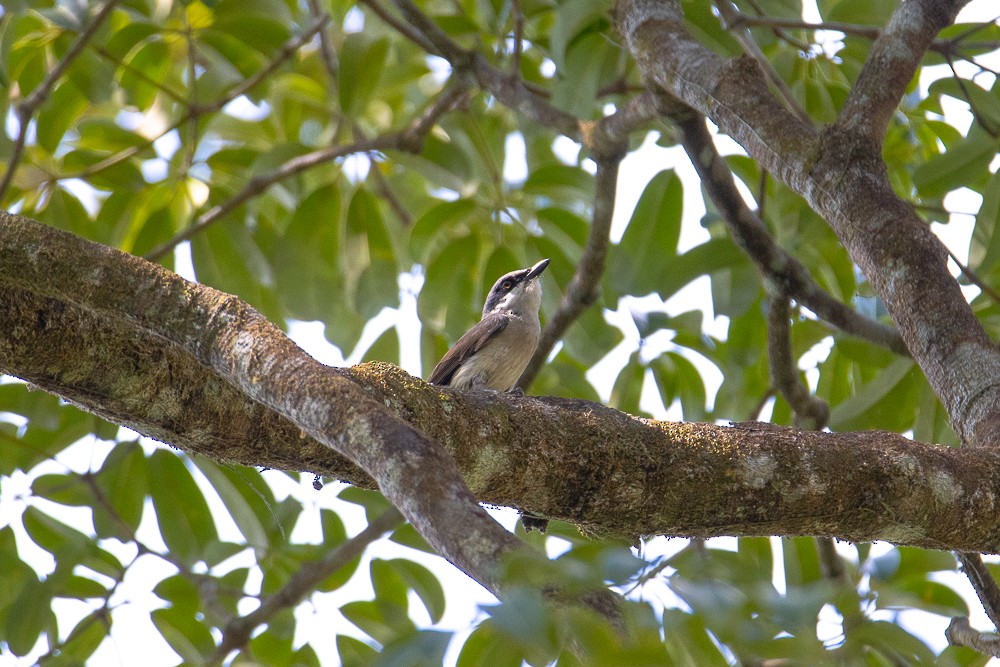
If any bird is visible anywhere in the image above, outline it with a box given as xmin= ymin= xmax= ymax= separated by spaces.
xmin=428 ymin=258 xmax=550 ymax=391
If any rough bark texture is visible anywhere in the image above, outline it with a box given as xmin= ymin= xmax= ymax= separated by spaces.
xmin=615 ymin=0 xmax=1000 ymax=448
xmin=5 ymin=213 xmax=1000 ymax=552
xmin=0 ymin=211 xmax=626 ymax=619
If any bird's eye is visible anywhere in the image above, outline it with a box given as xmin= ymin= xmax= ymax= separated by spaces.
xmin=502 ymin=281 xmax=512 ymax=290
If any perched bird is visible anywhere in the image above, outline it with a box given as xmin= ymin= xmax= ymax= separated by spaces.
xmin=429 ymin=258 xmax=550 ymax=391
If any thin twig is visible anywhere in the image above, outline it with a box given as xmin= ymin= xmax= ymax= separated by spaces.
xmin=945 ymin=52 xmax=999 ymax=137
xmin=765 ymin=290 xmax=829 ymax=430
xmin=947 ymin=247 xmax=1000 ymax=306
xmin=742 ymin=0 xmax=811 ymax=52
xmin=358 ymin=0 xmax=437 ymax=54
xmin=63 ymin=13 xmax=331 ymax=182
xmin=145 ymin=137 xmax=398 ymax=260
xmin=669 ymin=108 xmax=908 ymax=355
xmin=946 ymin=617 xmax=1000 ymax=657
xmin=0 ymin=0 xmax=122 ymax=202
xmin=731 ymin=14 xmax=1000 ymax=57
xmin=209 ymin=507 xmax=404 ymax=665
xmin=957 ymin=552 xmax=1000 ymax=632
xmin=146 ymin=82 xmax=469 ymax=260
xmin=510 ymin=0 xmax=525 ymax=78
xmin=307 ymin=0 xmax=339 ymax=81
xmin=513 ymin=96 xmax=657 ymax=390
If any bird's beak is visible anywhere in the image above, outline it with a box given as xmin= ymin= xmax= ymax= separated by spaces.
xmin=525 ymin=258 xmax=550 ymax=281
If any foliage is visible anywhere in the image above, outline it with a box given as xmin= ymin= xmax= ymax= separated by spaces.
xmin=0 ymin=0 xmax=999 ymax=664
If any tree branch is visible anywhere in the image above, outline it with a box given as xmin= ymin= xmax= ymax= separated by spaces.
xmin=0 ymin=211 xmax=621 ymax=624
xmin=837 ymin=0 xmax=971 ymax=143
xmin=0 ymin=0 xmax=122 ymax=202
xmin=957 ymin=552 xmax=1000 ymax=631
xmin=210 ymin=507 xmax=404 ymax=664
xmin=946 ymin=616 xmax=1000 ymax=657
xmin=616 ymin=0 xmax=1000 ymax=447
xmin=145 ymin=80 xmax=469 ymax=261
xmin=713 ymin=0 xmax=812 ymax=126
xmin=730 ymin=14 xmax=1000 ymax=58
xmin=670 ymin=109 xmax=907 ymax=354
xmin=6 ymin=214 xmax=1000 ymax=552
xmin=765 ymin=291 xmax=830 ymax=430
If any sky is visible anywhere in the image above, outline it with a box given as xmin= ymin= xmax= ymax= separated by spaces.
xmin=1 ymin=0 xmax=999 ymax=665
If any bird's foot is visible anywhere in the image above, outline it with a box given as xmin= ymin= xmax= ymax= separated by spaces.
xmin=507 ymin=386 xmax=526 ymax=397
xmin=521 ymin=512 xmax=549 ymax=533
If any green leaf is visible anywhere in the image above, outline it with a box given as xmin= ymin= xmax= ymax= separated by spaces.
xmin=409 ymin=199 xmax=478 ymax=262
xmin=338 ymin=486 xmax=394 ymax=523
xmin=154 ymin=574 xmax=200 ymax=612
xmin=523 ymin=165 xmax=595 ymax=203
xmin=487 ymin=588 xmax=555 ymax=656
xmin=389 ymin=522 xmax=435 ymax=554
xmin=341 ymin=599 xmax=413 ymax=646
xmin=338 ymin=635 xmax=379 ymax=667
xmin=875 ymin=577 xmax=968 ymax=617
xmin=375 ymin=630 xmax=451 ymax=667
xmin=829 ymin=357 xmax=916 ymax=430
xmin=58 ymin=610 xmax=110 ymax=662
xmin=388 ymin=559 xmax=446 ymax=624
xmin=609 ymin=170 xmax=683 ymax=297
xmin=651 ymin=352 xmax=708 ymax=422
xmin=608 ymin=353 xmax=645 ymax=415
xmin=913 ymin=131 xmax=999 ymax=199
xmin=94 ymin=441 xmax=147 ymax=539
xmin=339 ymin=34 xmax=390 ymax=116
xmin=192 ymin=458 xmax=272 ymax=552
xmin=5 ymin=577 xmax=53 ymax=657
xmin=420 ymin=233 xmax=482 ymax=340
xmin=151 ymin=606 xmax=216 ymax=663
xmin=31 ymin=473 xmax=93 ymax=508
xmin=361 ymin=326 xmax=401 ymax=364
xmin=969 ymin=170 xmax=1000 ymax=274
xmin=457 ymin=620 xmax=524 ymax=667
xmin=36 ymin=81 xmax=89 ymax=153
xmin=656 ymin=237 xmax=749 ymax=301
xmin=148 ymin=449 xmax=219 ymax=564
xmin=549 ymin=0 xmax=612 ymax=70
xmin=822 ymin=0 xmax=896 ymax=25
xmin=119 ymin=38 xmax=171 ymax=109
xmin=270 ymin=183 xmax=344 ymax=323
xmin=848 ymin=620 xmax=935 ymax=664
xmin=62 ymin=574 xmax=109 ymax=600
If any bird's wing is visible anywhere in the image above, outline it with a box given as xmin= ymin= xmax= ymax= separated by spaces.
xmin=428 ymin=312 xmax=509 ymax=386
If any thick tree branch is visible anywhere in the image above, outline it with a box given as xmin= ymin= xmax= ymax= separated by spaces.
xmin=6 ymin=215 xmax=1000 ymax=552
xmin=0 ymin=212 xmax=621 ymax=623
xmin=670 ymin=109 xmax=907 ymax=354
xmin=837 ymin=0 xmax=970 ymax=143
xmin=713 ymin=0 xmax=812 ymax=126
xmin=616 ymin=0 xmax=1000 ymax=447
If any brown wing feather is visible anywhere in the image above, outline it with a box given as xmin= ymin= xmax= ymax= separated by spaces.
xmin=428 ymin=312 xmax=509 ymax=385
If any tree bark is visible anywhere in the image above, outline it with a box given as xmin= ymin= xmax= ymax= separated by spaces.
xmin=615 ymin=0 xmax=1000 ymax=448
xmin=4 ymin=213 xmax=1000 ymax=552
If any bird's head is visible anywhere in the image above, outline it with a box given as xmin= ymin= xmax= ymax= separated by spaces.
xmin=481 ymin=258 xmax=550 ymax=317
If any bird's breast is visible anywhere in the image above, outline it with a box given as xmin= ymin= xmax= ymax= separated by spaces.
xmin=450 ymin=313 xmax=540 ymax=390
